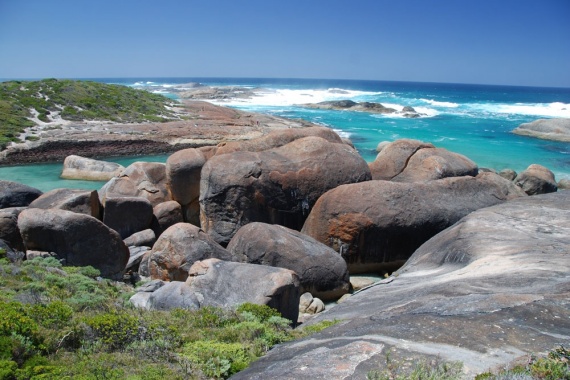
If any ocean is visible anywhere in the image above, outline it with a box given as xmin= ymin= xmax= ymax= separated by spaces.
xmin=1 ymin=77 xmax=570 ymax=191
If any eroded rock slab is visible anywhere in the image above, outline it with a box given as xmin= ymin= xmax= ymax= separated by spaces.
xmin=235 ymin=191 xmax=570 ymax=379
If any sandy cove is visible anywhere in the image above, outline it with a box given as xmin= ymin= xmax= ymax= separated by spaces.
xmin=0 ymin=100 xmax=315 ymax=166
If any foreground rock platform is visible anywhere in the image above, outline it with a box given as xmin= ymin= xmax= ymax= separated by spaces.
xmin=233 ymin=191 xmax=570 ymax=379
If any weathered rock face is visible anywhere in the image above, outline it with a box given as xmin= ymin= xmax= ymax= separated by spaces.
xmin=0 ymin=207 xmax=25 ymax=251
xmin=475 ymin=171 xmax=528 ymax=199
xmin=514 ymin=164 xmax=558 ymax=195
xmin=102 ymin=197 xmax=154 ymax=239
xmin=0 ymin=180 xmax=42 ymax=208
xmin=143 ymin=258 xmax=301 ymax=322
xmin=214 ymin=126 xmax=343 ymax=156
xmin=301 ymin=175 xmax=524 ymax=273
xmin=235 ymin=191 xmax=570 ymax=379
xmin=369 ymin=139 xmax=435 ymax=180
xmin=99 ymin=162 xmax=171 ymax=207
xmin=147 ymin=223 xmax=232 ymax=281
xmin=369 ymin=139 xmax=478 ymax=182
xmin=498 ymin=168 xmax=517 ymax=181
xmin=226 ymin=222 xmax=350 ymax=301
xmin=124 ymin=229 xmax=156 ymax=248
xmin=17 ymin=208 xmax=129 ymax=280
xmin=200 ymin=136 xmax=371 ymax=245
xmin=151 ymin=200 xmax=184 ymax=236
xmin=166 ymin=148 xmax=206 ymax=226
xmin=28 ymin=188 xmax=101 ymax=218
xmin=559 ymin=178 xmax=570 ymax=190
xmin=512 ymin=117 xmax=570 ymax=142
xmin=60 ymin=155 xmax=124 ymax=181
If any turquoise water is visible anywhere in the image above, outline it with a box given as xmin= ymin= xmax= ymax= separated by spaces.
xmin=1 ymin=78 xmax=569 ymax=191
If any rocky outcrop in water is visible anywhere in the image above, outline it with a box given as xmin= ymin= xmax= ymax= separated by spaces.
xmin=61 ymin=155 xmax=124 ymax=181
xmin=512 ymin=117 xmax=570 ymax=142
xmin=300 ymin=100 xmax=424 ymax=118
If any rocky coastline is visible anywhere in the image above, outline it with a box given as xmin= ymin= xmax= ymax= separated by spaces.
xmin=0 ymin=98 xmax=569 ymax=378
xmin=0 ymin=100 xmax=314 ymax=166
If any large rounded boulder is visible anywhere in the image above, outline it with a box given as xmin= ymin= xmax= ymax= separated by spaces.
xmin=0 ymin=181 xmax=42 ymax=208
xmin=61 ymin=155 xmax=124 ymax=181
xmin=166 ymin=148 xmax=207 ymax=226
xmin=301 ymin=175 xmax=525 ymax=273
xmin=514 ymin=164 xmax=558 ymax=195
xmin=140 ymin=258 xmax=301 ymax=322
xmin=17 ymin=208 xmax=129 ymax=280
xmin=214 ymin=126 xmax=344 ymax=155
xmin=227 ymin=222 xmax=350 ymax=300
xmin=234 ymin=191 xmax=570 ymax=380
xmin=99 ymin=162 xmax=171 ymax=207
xmin=102 ymin=196 xmax=154 ymax=239
xmin=200 ymin=136 xmax=371 ymax=245
xmin=0 ymin=207 xmax=25 ymax=251
xmin=369 ymin=139 xmax=478 ymax=182
xmin=146 ymin=222 xmax=232 ymax=281
xmin=28 ymin=188 xmax=101 ymax=218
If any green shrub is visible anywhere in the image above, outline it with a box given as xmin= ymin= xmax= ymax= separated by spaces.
xmin=236 ymin=303 xmax=281 ymax=322
xmin=0 ymin=360 xmax=17 ymax=380
xmin=30 ymin=301 xmax=73 ymax=329
xmin=83 ymin=310 xmax=139 ymax=350
xmin=183 ymin=340 xmax=250 ymax=378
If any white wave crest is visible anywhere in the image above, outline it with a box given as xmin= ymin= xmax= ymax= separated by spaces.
xmin=420 ymin=98 xmax=459 ymax=108
xmin=208 ymin=87 xmax=380 ymax=107
xmin=467 ymin=102 xmax=570 ymax=118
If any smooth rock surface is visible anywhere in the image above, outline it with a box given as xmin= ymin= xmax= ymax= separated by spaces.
xmin=200 ymin=136 xmax=371 ymax=245
xmin=514 ymin=164 xmax=558 ymax=195
xmin=0 ymin=180 xmax=42 ymax=208
xmin=227 ymin=222 xmax=349 ymax=300
xmin=102 ymin=197 xmax=154 ymax=239
xmin=301 ymin=175 xmax=524 ymax=273
xmin=144 ymin=258 xmax=301 ymax=322
xmin=18 ymin=208 xmax=129 ymax=279
xmin=0 ymin=207 xmax=25 ymax=251
xmin=99 ymin=162 xmax=171 ymax=207
xmin=147 ymin=223 xmax=232 ymax=281
xmin=235 ymin=191 xmax=570 ymax=379
xmin=512 ymin=117 xmax=570 ymax=142
xmin=28 ymin=188 xmax=101 ymax=218
xmin=369 ymin=139 xmax=478 ymax=182
xmin=61 ymin=155 xmax=124 ymax=181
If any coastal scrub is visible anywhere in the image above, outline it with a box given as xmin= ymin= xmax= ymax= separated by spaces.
xmin=0 ymin=78 xmax=180 ymax=149
xmin=0 ymin=256 xmax=338 ymax=379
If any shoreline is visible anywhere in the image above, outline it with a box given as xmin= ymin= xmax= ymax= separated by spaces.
xmin=0 ymin=100 xmax=315 ymax=166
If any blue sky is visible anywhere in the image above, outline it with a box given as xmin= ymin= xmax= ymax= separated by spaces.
xmin=1 ymin=0 xmax=569 ymax=87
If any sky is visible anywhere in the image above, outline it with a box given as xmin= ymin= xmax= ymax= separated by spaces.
xmin=0 ymin=0 xmax=569 ymax=87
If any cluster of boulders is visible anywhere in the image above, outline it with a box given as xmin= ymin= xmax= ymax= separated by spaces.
xmin=0 ymin=127 xmax=565 ymax=323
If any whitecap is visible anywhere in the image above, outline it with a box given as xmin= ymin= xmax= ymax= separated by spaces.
xmin=465 ymin=101 xmax=570 ymax=118
xmin=333 ymin=128 xmax=351 ymax=139
xmin=420 ymin=98 xmax=459 ymax=108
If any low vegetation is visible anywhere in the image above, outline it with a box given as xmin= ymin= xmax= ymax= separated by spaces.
xmin=0 ymin=254 xmax=338 ymax=379
xmin=0 ymin=78 xmax=180 ymax=149
xmin=366 ymin=348 xmax=570 ymax=380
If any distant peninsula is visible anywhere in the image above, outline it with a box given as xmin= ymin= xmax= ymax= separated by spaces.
xmin=0 ymin=79 xmax=315 ymax=165
xmin=299 ymin=100 xmax=423 ymax=118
